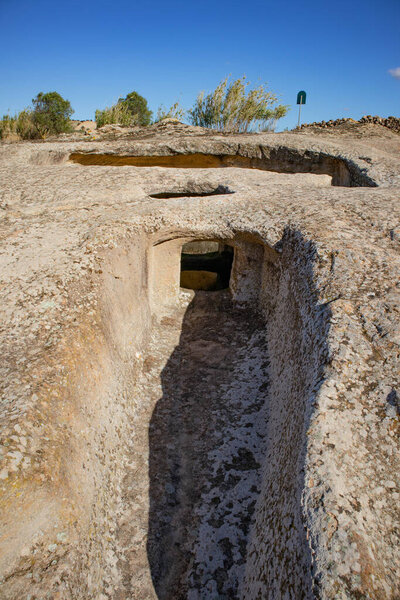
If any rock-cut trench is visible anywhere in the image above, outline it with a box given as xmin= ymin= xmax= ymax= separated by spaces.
xmin=104 ymin=232 xmax=331 ymax=600
xmin=41 ymin=229 xmax=331 ymax=600
xmin=117 ymin=289 xmax=269 ymax=599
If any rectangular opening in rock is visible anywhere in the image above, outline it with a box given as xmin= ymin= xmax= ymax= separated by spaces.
xmin=180 ymin=241 xmax=234 ymax=290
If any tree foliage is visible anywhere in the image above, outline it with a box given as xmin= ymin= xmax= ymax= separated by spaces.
xmin=32 ymin=91 xmax=74 ymax=135
xmin=117 ymin=91 xmax=152 ymax=126
xmin=188 ymin=76 xmax=288 ymax=132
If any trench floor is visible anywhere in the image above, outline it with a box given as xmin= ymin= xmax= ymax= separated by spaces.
xmin=116 ymin=290 xmax=269 ymax=600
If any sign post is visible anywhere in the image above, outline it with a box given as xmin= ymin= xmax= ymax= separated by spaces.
xmin=297 ymin=90 xmax=307 ymax=128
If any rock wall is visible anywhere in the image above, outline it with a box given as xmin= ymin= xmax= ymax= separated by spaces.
xmin=0 ymin=233 xmax=153 ymax=599
xmin=65 ymin=235 xmax=154 ymax=597
xmin=241 ymin=229 xmax=330 ymax=599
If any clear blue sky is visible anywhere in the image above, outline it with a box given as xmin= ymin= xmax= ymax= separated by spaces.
xmin=0 ymin=0 xmax=399 ymax=130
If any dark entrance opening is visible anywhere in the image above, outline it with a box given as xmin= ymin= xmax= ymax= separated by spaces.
xmin=180 ymin=241 xmax=234 ymax=291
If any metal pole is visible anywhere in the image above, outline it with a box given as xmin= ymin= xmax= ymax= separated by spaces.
xmin=297 ymin=96 xmax=302 ymax=128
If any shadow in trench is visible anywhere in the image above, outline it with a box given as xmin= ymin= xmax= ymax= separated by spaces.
xmin=147 ymin=290 xmax=269 ymax=600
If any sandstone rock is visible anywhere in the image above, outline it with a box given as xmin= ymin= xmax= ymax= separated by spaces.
xmin=0 ymin=124 xmax=398 ymax=599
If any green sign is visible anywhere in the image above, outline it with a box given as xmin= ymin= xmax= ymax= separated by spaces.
xmin=297 ymin=90 xmax=306 ymax=105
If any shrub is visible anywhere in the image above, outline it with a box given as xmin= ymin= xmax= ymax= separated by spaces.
xmin=0 ymin=91 xmax=74 ymax=140
xmin=0 ymin=114 xmax=17 ymax=139
xmin=16 ymin=109 xmax=40 ymax=138
xmin=188 ymin=76 xmax=289 ymax=132
xmin=117 ymin=91 xmax=152 ymax=126
xmin=155 ymin=101 xmax=186 ymax=122
xmin=0 ymin=109 xmax=40 ymax=140
xmin=95 ymin=102 xmax=137 ymax=128
xmin=259 ymin=104 xmax=289 ymax=132
xmin=32 ymin=91 xmax=74 ymax=135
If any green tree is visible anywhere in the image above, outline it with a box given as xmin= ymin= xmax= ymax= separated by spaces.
xmin=118 ymin=91 xmax=152 ymax=126
xmin=32 ymin=91 xmax=74 ymax=135
xmin=188 ymin=76 xmax=288 ymax=132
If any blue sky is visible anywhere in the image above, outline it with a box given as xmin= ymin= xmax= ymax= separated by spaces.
xmin=0 ymin=0 xmax=399 ymax=130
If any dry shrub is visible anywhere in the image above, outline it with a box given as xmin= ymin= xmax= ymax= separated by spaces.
xmin=155 ymin=101 xmax=186 ymax=122
xmin=1 ymin=92 xmax=73 ymax=140
xmin=188 ymin=76 xmax=289 ymax=132
xmin=95 ymin=102 xmax=139 ymax=128
xmin=0 ymin=109 xmax=40 ymax=140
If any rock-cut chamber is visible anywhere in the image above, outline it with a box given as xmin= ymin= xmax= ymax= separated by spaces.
xmin=180 ymin=241 xmax=234 ymax=290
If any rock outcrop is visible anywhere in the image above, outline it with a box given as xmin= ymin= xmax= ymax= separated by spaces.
xmin=0 ymin=124 xmax=399 ymax=599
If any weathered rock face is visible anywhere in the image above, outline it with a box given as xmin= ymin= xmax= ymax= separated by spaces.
xmin=0 ymin=122 xmax=399 ymax=599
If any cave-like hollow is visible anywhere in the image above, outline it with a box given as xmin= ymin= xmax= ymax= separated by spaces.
xmin=68 ymin=149 xmax=377 ymax=186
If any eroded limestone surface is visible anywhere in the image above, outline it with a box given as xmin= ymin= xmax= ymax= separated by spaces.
xmin=0 ymin=122 xmax=399 ymax=599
